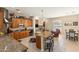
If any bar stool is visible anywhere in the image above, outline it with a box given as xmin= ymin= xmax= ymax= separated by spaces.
xmin=45 ymin=36 xmax=54 ymax=52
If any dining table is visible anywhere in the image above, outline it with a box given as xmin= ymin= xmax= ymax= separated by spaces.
xmin=66 ymin=30 xmax=78 ymax=41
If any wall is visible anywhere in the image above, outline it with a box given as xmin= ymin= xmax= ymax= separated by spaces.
xmin=0 ymin=8 xmax=4 ymax=32
xmin=47 ymin=14 xmax=79 ymax=34
xmin=45 ymin=19 xmax=53 ymax=30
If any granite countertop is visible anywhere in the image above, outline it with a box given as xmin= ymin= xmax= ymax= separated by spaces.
xmin=9 ymin=27 xmax=25 ymax=32
xmin=36 ymin=30 xmax=50 ymax=38
xmin=0 ymin=36 xmax=28 ymax=52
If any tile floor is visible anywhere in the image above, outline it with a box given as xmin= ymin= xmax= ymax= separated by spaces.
xmin=20 ymin=36 xmax=41 ymax=52
xmin=1 ymin=34 xmax=79 ymax=52
xmin=20 ymin=34 xmax=79 ymax=52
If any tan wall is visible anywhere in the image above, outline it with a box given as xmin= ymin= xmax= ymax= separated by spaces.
xmin=47 ymin=14 xmax=79 ymax=34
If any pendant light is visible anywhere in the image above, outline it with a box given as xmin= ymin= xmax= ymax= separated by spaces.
xmin=41 ymin=9 xmax=46 ymax=30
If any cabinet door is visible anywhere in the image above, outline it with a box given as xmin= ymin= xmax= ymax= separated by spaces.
xmin=0 ymin=19 xmax=3 ymax=30
xmin=24 ymin=20 xmax=28 ymax=27
xmin=0 ymin=8 xmax=4 ymax=19
xmin=14 ymin=32 xmax=20 ymax=40
xmin=22 ymin=31 xmax=28 ymax=38
xmin=24 ymin=20 xmax=32 ymax=27
xmin=19 ymin=31 xmax=29 ymax=39
xmin=19 ymin=31 xmax=26 ymax=39
xmin=36 ymin=36 xmax=41 ymax=49
xmin=0 ymin=8 xmax=4 ymax=30
xmin=12 ymin=18 xmax=21 ymax=28
xmin=25 ymin=31 xmax=29 ymax=37
xmin=28 ymin=20 xmax=32 ymax=26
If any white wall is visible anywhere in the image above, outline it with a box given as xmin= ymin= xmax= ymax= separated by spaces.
xmin=45 ymin=19 xmax=53 ymax=31
xmin=46 ymin=14 xmax=79 ymax=34
xmin=6 ymin=7 xmax=79 ymax=18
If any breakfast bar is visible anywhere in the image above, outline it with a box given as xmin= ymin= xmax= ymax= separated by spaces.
xmin=35 ymin=30 xmax=51 ymax=51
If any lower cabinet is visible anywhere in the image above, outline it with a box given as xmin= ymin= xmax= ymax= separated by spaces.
xmin=19 ymin=31 xmax=29 ymax=39
xmin=13 ymin=32 xmax=20 ymax=40
xmin=11 ymin=30 xmax=29 ymax=40
xmin=36 ymin=36 xmax=41 ymax=49
xmin=0 ymin=19 xmax=4 ymax=30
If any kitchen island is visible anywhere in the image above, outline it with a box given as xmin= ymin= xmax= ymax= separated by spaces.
xmin=9 ymin=27 xmax=30 ymax=40
xmin=35 ymin=30 xmax=51 ymax=51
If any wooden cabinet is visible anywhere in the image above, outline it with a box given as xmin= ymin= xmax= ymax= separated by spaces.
xmin=19 ymin=31 xmax=29 ymax=39
xmin=11 ymin=32 xmax=20 ymax=40
xmin=11 ymin=18 xmax=33 ymax=28
xmin=0 ymin=19 xmax=3 ymax=30
xmin=24 ymin=20 xmax=32 ymax=27
xmin=0 ymin=8 xmax=4 ymax=31
xmin=11 ymin=30 xmax=30 ymax=40
xmin=14 ymin=32 xmax=20 ymax=40
xmin=28 ymin=20 xmax=32 ymax=26
xmin=36 ymin=36 xmax=41 ymax=49
xmin=11 ymin=18 xmax=21 ymax=28
xmin=0 ymin=8 xmax=4 ymax=19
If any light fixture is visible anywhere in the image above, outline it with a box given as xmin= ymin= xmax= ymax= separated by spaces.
xmin=41 ymin=9 xmax=44 ymax=20
xmin=34 ymin=16 xmax=39 ymax=19
xmin=16 ymin=9 xmax=21 ymax=13
xmin=41 ymin=9 xmax=47 ymax=30
xmin=41 ymin=9 xmax=47 ymax=22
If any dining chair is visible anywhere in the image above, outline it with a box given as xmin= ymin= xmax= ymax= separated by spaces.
xmin=66 ymin=32 xmax=69 ymax=39
xmin=69 ymin=31 xmax=75 ymax=40
xmin=74 ymin=33 xmax=78 ymax=41
xmin=44 ymin=36 xmax=54 ymax=52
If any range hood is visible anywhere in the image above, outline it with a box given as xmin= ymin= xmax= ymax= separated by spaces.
xmin=3 ymin=8 xmax=9 ymax=23
xmin=4 ymin=18 xmax=9 ymax=23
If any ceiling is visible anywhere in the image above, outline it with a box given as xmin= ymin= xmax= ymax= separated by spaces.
xmin=5 ymin=7 xmax=79 ymax=18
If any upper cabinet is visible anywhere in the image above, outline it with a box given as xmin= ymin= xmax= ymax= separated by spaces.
xmin=11 ymin=18 xmax=21 ymax=28
xmin=0 ymin=8 xmax=4 ymax=19
xmin=0 ymin=19 xmax=4 ymax=30
xmin=0 ymin=8 xmax=4 ymax=30
xmin=11 ymin=18 xmax=33 ymax=28
xmin=24 ymin=19 xmax=33 ymax=27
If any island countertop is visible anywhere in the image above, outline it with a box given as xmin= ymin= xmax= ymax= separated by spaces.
xmin=36 ymin=30 xmax=50 ymax=38
xmin=9 ymin=27 xmax=26 ymax=32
